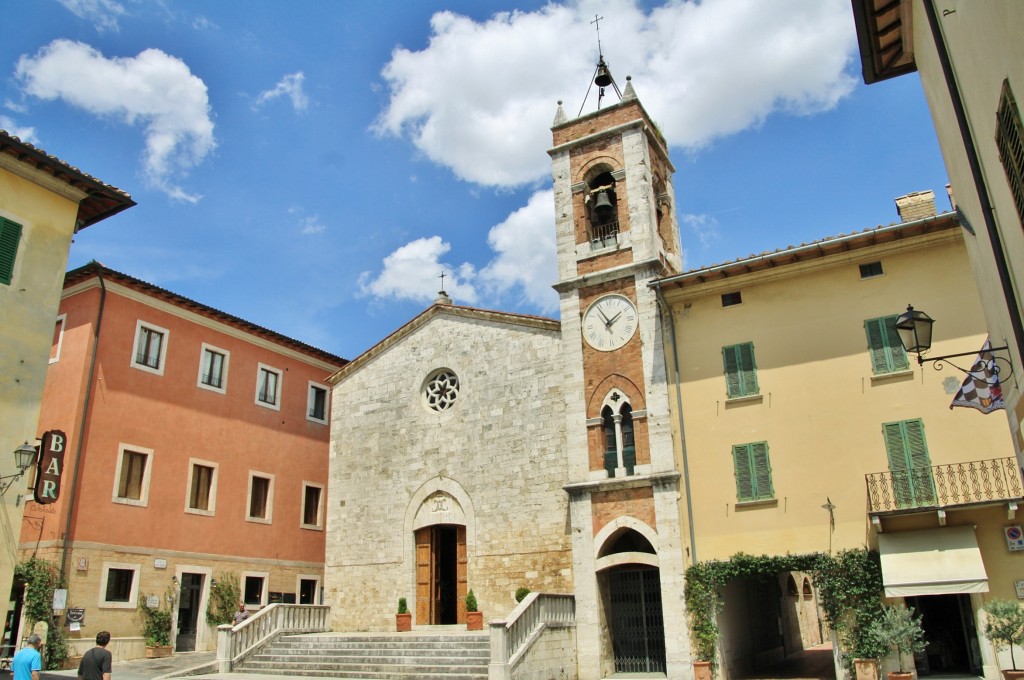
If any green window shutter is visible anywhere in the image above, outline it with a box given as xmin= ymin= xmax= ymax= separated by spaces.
xmin=750 ymin=442 xmax=773 ymax=499
xmin=902 ymin=418 xmax=935 ymax=503
xmin=0 ymin=218 xmax=23 ymax=286
xmin=865 ymin=316 xmax=910 ymax=374
xmin=732 ymin=444 xmax=755 ymax=501
xmin=723 ymin=342 xmax=758 ymax=398
xmin=882 ymin=419 xmax=934 ymax=507
xmin=883 ymin=317 xmax=910 ymax=371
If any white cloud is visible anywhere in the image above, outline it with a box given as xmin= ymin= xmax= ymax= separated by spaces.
xmin=479 ymin=189 xmax=558 ymax=312
xmin=360 ymin=189 xmax=558 ymax=313
xmin=358 ymin=236 xmax=479 ymax=305
xmin=15 ymin=39 xmax=216 ymax=202
xmin=255 ymin=72 xmax=309 ymax=113
xmin=376 ymin=0 xmax=856 ymax=188
xmin=57 ymin=0 xmax=126 ymax=32
xmin=0 ymin=116 xmax=37 ymax=143
xmin=289 ymin=206 xmax=326 ymax=235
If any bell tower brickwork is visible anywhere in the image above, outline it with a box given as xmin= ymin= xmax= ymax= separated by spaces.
xmin=550 ymin=84 xmax=692 ymax=679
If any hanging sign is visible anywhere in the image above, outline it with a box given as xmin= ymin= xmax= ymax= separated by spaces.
xmin=34 ymin=430 xmax=67 ymax=505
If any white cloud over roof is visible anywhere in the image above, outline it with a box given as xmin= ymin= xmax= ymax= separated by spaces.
xmin=375 ymin=0 xmax=856 ymax=189
xmin=15 ymin=39 xmax=216 ymax=202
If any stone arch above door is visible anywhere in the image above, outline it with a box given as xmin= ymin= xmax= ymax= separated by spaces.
xmin=594 ymin=516 xmax=660 ymax=572
xmin=404 ymin=475 xmax=476 ymax=539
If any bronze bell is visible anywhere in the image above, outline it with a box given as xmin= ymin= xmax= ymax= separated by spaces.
xmin=594 ymin=191 xmax=614 ymax=217
xmin=595 ymin=64 xmax=612 ymax=88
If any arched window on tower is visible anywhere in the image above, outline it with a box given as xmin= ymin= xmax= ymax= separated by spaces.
xmin=621 ymin=404 xmax=636 ymax=476
xmin=587 ymin=171 xmax=619 ymax=249
xmin=601 ymin=393 xmax=636 ymax=478
xmin=602 ymin=406 xmax=617 ymax=477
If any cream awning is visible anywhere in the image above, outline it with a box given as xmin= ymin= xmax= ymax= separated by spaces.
xmin=878 ymin=526 xmax=989 ymax=597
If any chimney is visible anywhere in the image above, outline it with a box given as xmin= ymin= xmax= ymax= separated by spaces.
xmin=894 ymin=190 xmax=937 ymax=222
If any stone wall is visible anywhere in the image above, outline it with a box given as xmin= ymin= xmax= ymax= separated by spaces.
xmin=326 ymin=310 xmax=571 ymax=631
xmin=511 ymin=626 xmax=578 ymax=680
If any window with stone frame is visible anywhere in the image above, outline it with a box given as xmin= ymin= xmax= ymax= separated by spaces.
xmin=131 ymin=320 xmax=169 ymax=375
xmin=601 ymin=392 xmax=636 ymax=478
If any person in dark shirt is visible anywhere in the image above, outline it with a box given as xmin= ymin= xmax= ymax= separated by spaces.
xmin=77 ymin=631 xmax=112 ymax=680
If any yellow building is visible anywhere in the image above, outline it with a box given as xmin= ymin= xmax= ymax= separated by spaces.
xmin=0 ymin=130 xmax=134 ymax=653
xmin=655 ymin=193 xmax=1020 ymax=680
xmin=852 ymin=0 xmax=1024 ymax=473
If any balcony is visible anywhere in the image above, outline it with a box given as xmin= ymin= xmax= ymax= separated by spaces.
xmin=589 ymin=220 xmax=619 ymax=249
xmin=866 ymin=457 xmax=1024 ymax=514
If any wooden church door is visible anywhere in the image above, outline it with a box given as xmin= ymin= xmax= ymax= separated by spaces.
xmin=415 ymin=524 xmax=467 ymax=625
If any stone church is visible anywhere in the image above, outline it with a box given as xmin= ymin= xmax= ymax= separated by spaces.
xmin=324 ymin=76 xmax=692 ymax=678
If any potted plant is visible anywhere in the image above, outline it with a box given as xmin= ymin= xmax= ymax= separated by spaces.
xmin=396 ymin=597 xmax=412 ymax=632
xmin=983 ymin=599 xmax=1024 ymax=680
xmin=465 ymin=589 xmax=483 ymax=631
xmin=515 ymin=587 xmax=530 ymax=603
xmin=140 ymin=596 xmax=174 ymax=658
xmin=867 ymin=604 xmax=926 ymax=680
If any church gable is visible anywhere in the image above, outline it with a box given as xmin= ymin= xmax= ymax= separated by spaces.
xmin=325 ymin=304 xmax=571 ymax=631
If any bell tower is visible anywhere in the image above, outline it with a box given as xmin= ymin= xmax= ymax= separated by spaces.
xmin=550 ymin=65 xmax=691 ymax=678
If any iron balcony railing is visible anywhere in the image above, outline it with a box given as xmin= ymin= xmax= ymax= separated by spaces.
xmin=589 ymin=220 xmax=619 ymax=248
xmin=866 ymin=457 xmax=1024 ymax=513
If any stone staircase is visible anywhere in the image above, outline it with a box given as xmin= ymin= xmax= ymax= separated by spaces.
xmin=234 ymin=631 xmax=490 ymax=679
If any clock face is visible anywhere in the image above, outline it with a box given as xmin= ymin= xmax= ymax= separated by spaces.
xmin=583 ymin=294 xmax=638 ymax=351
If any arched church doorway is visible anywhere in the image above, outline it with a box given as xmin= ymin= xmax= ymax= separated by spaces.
xmin=414 ymin=524 xmax=466 ymax=625
xmin=598 ymin=528 xmax=666 ymax=673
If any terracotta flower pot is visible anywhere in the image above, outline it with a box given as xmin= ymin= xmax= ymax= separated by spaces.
xmin=887 ymin=671 xmax=913 ymax=680
xmin=145 ymin=645 xmax=173 ymax=658
xmin=466 ymin=611 xmax=484 ymax=630
xmin=1001 ymin=670 xmax=1024 ymax=680
xmin=854 ymin=658 xmax=879 ymax=680
xmin=693 ymin=660 xmax=713 ymax=680
xmin=396 ymin=612 xmax=412 ymax=632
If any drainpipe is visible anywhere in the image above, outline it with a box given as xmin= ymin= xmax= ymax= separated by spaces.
xmin=59 ymin=271 xmax=105 ymax=585
xmin=653 ymin=282 xmax=697 ymax=565
xmin=923 ymin=0 xmax=1024 ymax=370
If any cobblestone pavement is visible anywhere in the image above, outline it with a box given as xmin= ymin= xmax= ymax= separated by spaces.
xmin=38 ymin=651 xmax=218 ymax=680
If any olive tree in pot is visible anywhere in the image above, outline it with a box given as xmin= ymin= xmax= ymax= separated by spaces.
xmin=983 ymin=599 xmax=1024 ymax=680
xmin=867 ymin=604 xmax=926 ymax=680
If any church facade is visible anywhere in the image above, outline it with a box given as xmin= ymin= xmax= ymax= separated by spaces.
xmin=325 ymin=81 xmax=693 ymax=678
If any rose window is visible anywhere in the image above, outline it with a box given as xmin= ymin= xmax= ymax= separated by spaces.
xmin=424 ymin=370 xmax=459 ymax=412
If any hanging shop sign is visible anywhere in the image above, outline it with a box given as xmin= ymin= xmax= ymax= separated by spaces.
xmin=33 ymin=429 xmax=67 ymax=505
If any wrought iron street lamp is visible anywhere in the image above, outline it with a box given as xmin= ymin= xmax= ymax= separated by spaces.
xmin=0 ymin=442 xmax=38 ymax=497
xmin=895 ymin=304 xmax=1014 ymax=378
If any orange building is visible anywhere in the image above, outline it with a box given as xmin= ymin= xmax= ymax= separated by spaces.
xmin=16 ymin=262 xmax=345 ymax=660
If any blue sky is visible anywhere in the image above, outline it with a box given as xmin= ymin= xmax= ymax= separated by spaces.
xmin=2 ymin=0 xmax=950 ymax=359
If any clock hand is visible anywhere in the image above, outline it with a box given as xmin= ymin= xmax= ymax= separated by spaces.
xmin=597 ymin=308 xmax=612 ymax=325
xmin=606 ymin=311 xmax=623 ymax=327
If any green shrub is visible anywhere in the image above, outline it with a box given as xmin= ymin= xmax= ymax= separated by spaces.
xmin=465 ymin=589 xmax=478 ymax=612
xmin=398 ymin=597 xmax=408 ymax=614
xmin=206 ymin=573 xmax=241 ymax=626
xmin=515 ymin=587 xmax=531 ymax=603
xmin=867 ymin=605 xmax=926 ymax=672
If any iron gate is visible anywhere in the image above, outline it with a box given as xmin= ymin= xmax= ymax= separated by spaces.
xmin=609 ymin=566 xmax=666 ymax=673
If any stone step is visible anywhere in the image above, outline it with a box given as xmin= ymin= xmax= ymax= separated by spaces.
xmin=265 ymin=639 xmax=489 ymax=651
xmin=249 ymin=652 xmax=487 ymax=665
xmin=234 ymin=632 xmax=489 ymax=680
